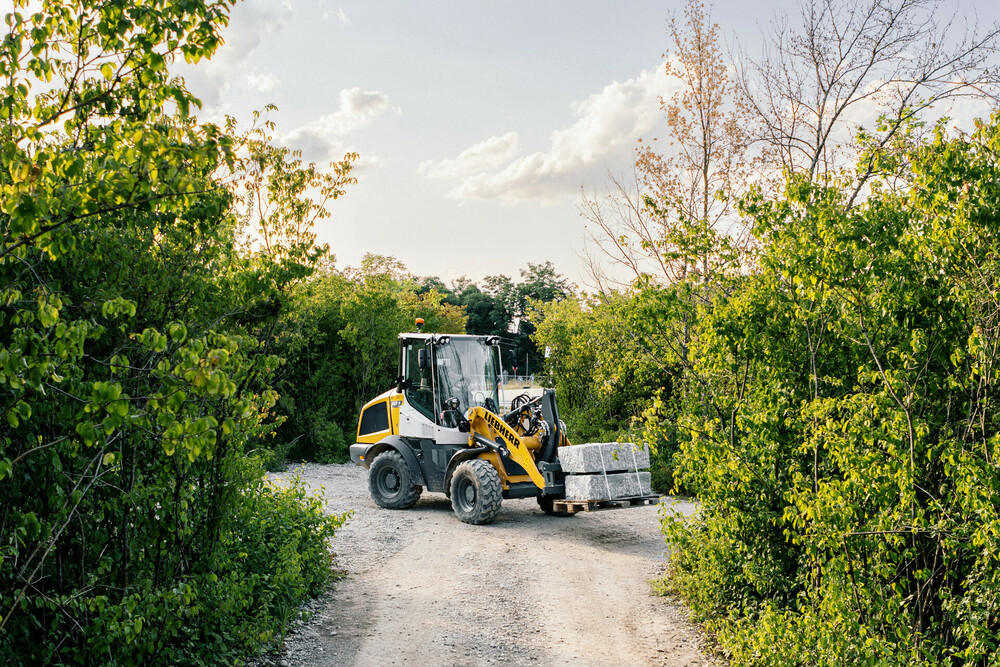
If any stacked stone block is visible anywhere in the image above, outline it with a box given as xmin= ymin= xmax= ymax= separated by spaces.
xmin=558 ymin=442 xmax=650 ymax=473
xmin=559 ymin=442 xmax=652 ymax=501
xmin=564 ymin=471 xmax=652 ymax=501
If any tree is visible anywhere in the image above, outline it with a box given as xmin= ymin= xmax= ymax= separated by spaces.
xmin=453 ymin=282 xmax=505 ymax=335
xmin=415 ymin=275 xmax=457 ymax=302
xmin=737 ymin=0 xmax=1000 ymax=199
xmin=582 ymin=0 xmax=751 ymax=290
xmin=230 ymin=107 xmax=357 ymax=288
xmin=0 ymin=0 xmax=235 ymax=262
xmin=663 ymin=113 xmax=1000 ymax=664
xmin=273 ymin=259 xmax=467 ymax=464
xmin=0 ymin=2 xmax=348 ymax=661
xmin=518 ymin=261 xmax=573 ymax=304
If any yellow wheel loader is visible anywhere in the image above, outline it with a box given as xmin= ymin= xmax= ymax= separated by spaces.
xmin=349 ymin=329 xmax=576 ymax=524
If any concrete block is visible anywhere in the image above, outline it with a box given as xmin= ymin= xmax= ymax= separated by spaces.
xmin=564 ymin=471 xmax=652 ymax=501
xmin=557 ymin=442 xmax=650 ymax=474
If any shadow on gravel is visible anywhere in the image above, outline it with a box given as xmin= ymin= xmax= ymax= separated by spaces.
xmin=381 ymin=492 xmax=668 ymax=559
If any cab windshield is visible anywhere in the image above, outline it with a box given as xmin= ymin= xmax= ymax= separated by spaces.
xmin=434 ymin=338 xmax=499 ymax=416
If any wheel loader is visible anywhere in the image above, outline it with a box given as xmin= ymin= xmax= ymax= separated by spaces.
xmin=349 ymin=325 xmax=655 ymax=524
xmin=350 ymin=320 xmax=584 ymax=524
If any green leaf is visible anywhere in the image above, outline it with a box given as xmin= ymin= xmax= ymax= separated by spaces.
xmin=38 ymin=303 xmax=59 ymax=328
xmin=168 ymin=322 xmax=187 ymax=343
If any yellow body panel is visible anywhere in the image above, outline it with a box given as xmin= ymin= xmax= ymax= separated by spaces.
xmin=479 ymin=451 xmax=507 ymax=489
xmin=389 ymin=391 xmax=402 ymax=433
xmin=356 ymin=389 xmax=400 ymax=445
xmin=519 ymin=434 xmax=543 ymax=452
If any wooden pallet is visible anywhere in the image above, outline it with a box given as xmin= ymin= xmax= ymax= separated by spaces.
xmin=552 ymin=494 xmax=662 ymax=515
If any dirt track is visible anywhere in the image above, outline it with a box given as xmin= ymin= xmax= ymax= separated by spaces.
xmin=269 ymin=463 xmax=714 ymax=667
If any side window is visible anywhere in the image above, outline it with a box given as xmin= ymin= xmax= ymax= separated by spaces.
xmin=359 ymin=401 xmax=389 ymax=436
xmin=404 ymin=340 xmax=435 ymax=420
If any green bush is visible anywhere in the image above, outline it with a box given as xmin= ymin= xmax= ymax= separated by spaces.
xmin=272 ymin=265 xmax=467 ymax=465
xmin=195 ymin=465 xmax=350 ymax=662
xmin=1 ymin=459 xmax=348 ymax=665
xmin=0 ymin=3 xmax=355 ymax=663
xmin=532 ymin=292 xmax=677 ymax=493
xmin=663 ymin=117 xmax=1000 ymax=664
xmin=313 ymin=420 xmax=348 ymax=464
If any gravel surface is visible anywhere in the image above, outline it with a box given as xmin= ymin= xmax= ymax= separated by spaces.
xmin=263 ymin=462 xmax=715 ymax=667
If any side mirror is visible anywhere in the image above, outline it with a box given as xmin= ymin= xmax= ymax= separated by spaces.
xmin=418 ymin=348 xmax=430 ymax=370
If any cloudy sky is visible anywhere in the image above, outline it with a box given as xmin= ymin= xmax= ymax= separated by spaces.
xmin=176 ymin=0 xmax=999 ymax=287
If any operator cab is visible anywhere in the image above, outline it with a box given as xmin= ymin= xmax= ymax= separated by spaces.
xmin=353 ymin=333 xmax=503 ymax=448
xmin=399 ymin=334 xmax=501 ymax=425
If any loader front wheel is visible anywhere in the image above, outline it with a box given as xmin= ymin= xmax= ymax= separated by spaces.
xmin=369 ymin=451 xmax=422 ymax=509
xmin=450 ymin=459 xmax=502 ymax=525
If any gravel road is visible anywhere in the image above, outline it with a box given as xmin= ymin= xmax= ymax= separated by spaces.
xmin=267 ymin=463 xmax=714 ymax=667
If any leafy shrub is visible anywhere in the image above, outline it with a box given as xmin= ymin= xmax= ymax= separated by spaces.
xmin=532 ymin=292 xmax=677 ymax=493
xmin=663 ymin=117 xmax=1000 ymax=664
xmin=272 ymin=266 xmax=467 ymax=465
xmin=0 ymin=4 xmax=355 ymax=664
xmin=1 ymin=458 xmax=348 ymax=665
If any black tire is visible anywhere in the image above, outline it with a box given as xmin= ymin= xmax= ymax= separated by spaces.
xmin=368 ymin=450 xmax=422 ymax=509
xmin=537 ymin=495 xmax=572 ymax=517
xmin=450 ymin=459 xmax=502 ymax=525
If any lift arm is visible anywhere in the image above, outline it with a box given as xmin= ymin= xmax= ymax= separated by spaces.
xmin=466 ymin=406 xmax=546 ymax=489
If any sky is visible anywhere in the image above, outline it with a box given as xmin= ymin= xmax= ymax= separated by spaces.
xmin=173 ymin=0 xmax=1000 ymax=288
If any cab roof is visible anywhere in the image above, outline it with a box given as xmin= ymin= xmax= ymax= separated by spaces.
xmin=397 ymin=333 xmax=498 ymax=343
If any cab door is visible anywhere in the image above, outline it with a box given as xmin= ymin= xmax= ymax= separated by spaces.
xmin=398 ymin=338 xmax=467 ymax=445
xmin=398 ymin=338 xmax=437 ymax=439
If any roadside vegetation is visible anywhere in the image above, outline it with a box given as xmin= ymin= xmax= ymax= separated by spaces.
xmin=532 ymin=0 xmax=1000 ymax=663
xmin=5 ymin=0 xmax=999 ymax=663
xmin=0 ymin=1 xmax=577 ymax=660
xmin=0 ymin=1 xmax=350 ymax=663
xmin=270 ymin=257 xmax=573 ymax=465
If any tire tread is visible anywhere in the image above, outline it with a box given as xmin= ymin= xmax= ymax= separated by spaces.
xmin=451 ymin=458 xmax=502 ymax=525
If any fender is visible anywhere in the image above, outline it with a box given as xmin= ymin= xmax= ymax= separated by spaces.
xmin=364 ymin=435 xmax=426 ymax=487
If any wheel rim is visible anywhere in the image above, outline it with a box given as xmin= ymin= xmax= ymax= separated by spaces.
xmin=375 ymin=466 xmax=401 ymax=496
xmin=454 ymin=476 xmax=477 ymax=512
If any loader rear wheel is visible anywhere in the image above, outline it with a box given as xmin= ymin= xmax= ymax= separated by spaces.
xmin=537 ymin=495 xmax=572 ymax=517
xmin=369 ymin=451 xmax=422 ymax=509
xmin=450 ymin=459 xmax=502 ymax=525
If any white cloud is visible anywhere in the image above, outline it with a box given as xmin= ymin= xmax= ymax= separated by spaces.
xmin=303 ymin=87 xmax=389 ymax=136
xmin=423 ymin=63 xmax=681 ymax=203
xmin=417 ymin=132 xmax=522 ymax=180
xmin=323 ymin=7 xmax=350 ymax=24
xmin=177 ymin=0 xmax=292 ymax=112
xmin=244 ymin=71 xmax=279 ymax=93
xmin=283 ymin=87 xmax=391 ymax=161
